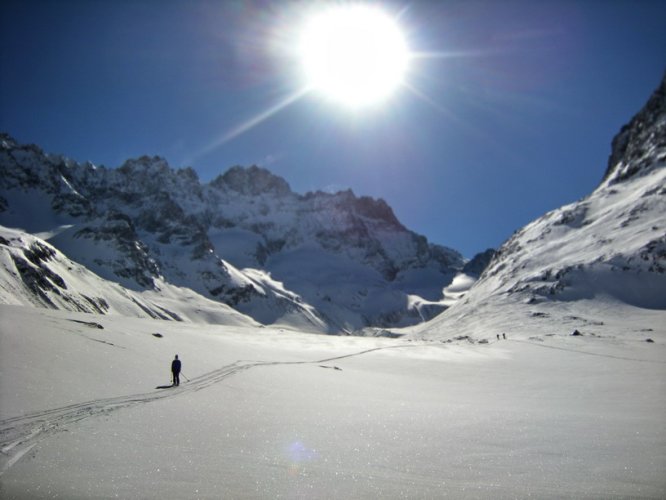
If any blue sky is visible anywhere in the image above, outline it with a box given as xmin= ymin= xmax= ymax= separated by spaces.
xmin=1 ymin=0 xmax=664 ymax=258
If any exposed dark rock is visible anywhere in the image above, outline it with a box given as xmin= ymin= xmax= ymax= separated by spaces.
xmin=604 ymin=73 xmax=666 ymax=183
xmin=11 ymin=254 xmax=63 ymax=307
xmin=463 ymin=248 xmax=497 ymax=277
xmin=211 ymin=165 xmax=292 ymax=196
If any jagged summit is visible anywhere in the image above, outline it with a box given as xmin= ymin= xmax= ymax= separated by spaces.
xmin=210 ymin=165 xmax=292 ymax=197
xmin=603 ymin=73 xmax=666 ymax=184
xmin=0 ymin=133 xmax=19 ymax=149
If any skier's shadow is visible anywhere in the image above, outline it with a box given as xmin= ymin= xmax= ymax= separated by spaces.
xmin=155 ymin=384 xmax=175 ymax=389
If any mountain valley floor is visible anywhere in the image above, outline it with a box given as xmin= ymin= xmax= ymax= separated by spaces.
xmin=1 ymin=304 xmax=664 ymax=499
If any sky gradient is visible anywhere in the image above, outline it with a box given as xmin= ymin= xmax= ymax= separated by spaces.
xmin=1 ymin=0 xmax=665 ymax=257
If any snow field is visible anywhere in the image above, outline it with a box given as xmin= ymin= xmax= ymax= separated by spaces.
xmin=1 ymin=305 xmax=664 ymax=498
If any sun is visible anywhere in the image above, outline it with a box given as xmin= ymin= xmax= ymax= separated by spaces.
xmin=299 ymin=5 xmax=409 ymax=109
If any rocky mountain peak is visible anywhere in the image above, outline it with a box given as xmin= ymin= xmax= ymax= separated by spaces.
xmin=349 ymin=195 xmax=405 ymax=230
xmin=112 ymin=155 xmax=202 ymax=201
xmin=118 ymin=155 xmax=170 ymax=176
xmin=0 ymin=133 xmax=20 ymax=150
xmin=209 ymin=165 xmax=292 ymax=197
xmin=603 ymin=73 xmax=666 ymax=184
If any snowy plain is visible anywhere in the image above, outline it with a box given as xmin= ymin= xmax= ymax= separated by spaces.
xmin=1 ymin=303 xmax=664 ymax=499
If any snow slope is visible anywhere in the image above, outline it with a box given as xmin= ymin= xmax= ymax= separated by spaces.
xmin=411 ymin=75 xmax=666 ymax=342
xmin=0 ymin=225 xmax=258 ymax=327
xmin=1 ymin=304 xmax=664 ymax=498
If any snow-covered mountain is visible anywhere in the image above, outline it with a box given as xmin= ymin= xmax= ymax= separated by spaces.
xmin=5 ymin=72 xmax=663 ymax=338
xmin=0 ymin=138 xmax=468 ymax=332
xmin=415 ymin=75 xmax=666 ymax=340
xmin=0 ymin=225 xmax=263 ymax=327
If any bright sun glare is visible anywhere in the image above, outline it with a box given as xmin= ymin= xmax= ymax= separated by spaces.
xmin=299 ymin=5 xmax=409 ymax=109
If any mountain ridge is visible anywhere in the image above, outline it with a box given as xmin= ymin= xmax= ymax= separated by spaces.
xmin=0 ymin=134 xmax=470 ymax=332
xmin=5 ymin=74 xmax=663 ymax=337
xmin=412 ymin=75 xmax=666 ymax=340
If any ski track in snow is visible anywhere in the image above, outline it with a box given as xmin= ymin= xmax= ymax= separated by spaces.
xmin=0 ymin=343 xmax=419 ymax=475
xmin=3 ymin=339 xmax=660 ymax=476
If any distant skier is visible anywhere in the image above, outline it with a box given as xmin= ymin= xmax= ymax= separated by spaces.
xmin=171 ymin=355 xmax=182 ymax=386
xmin=502 ymin=333 xmax=506 ymax=340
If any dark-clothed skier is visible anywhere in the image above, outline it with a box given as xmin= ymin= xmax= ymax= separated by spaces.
xmin=171 ymin=355 xmax=182 ymax=386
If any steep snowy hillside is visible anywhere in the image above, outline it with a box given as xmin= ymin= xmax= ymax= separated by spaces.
xmin=415 ymin=75 xmax=666 ymax=340
xmin=0 ymin=137 xmax=468 ymax=332
xmin=0 ymin=226 xmax=258 ymax=327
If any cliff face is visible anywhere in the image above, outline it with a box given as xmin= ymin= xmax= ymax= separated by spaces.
xmin=604 ymin=74 xmax=666 ymax=184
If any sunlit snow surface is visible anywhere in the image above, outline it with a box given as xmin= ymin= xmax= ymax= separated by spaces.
xmin=1 ymin=305 xmax=664 ymax=498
